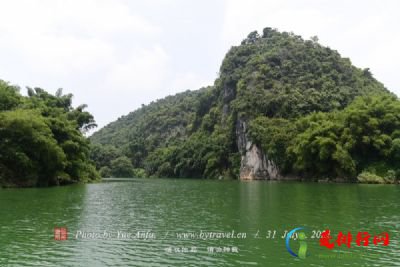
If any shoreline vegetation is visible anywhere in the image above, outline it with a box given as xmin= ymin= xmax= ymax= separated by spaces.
xmin=0 ymin=81 xmax=100 ymax=188
xmin=101 ymin=176 xmax=399 ymax=185
xmin=1 ymin=27 xmax=400 ymax=187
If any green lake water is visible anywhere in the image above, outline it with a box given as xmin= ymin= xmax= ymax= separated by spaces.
xmin=0 ymin=179 xmax=399 ymax=266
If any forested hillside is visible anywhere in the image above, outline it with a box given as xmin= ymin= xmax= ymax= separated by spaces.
xmin=0 ymin=81 xmax=99 ymax=187
xmin=90 ymin=27 xmax=400 ymax=183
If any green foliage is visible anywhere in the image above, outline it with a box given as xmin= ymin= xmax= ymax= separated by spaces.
xmin=99 ymin=166 xmax=112 ymax=178
xmin=248 ymin=94 xmax=400 ymax=181
xmin=248 ymin=117 xmax=295 ymax=173
xmin=357 ymin=171 xmax=395 ymax=184
xmin=357 ymin=171 xmax=387 ymax=184
xmin=90 ymin=28 xmax=392 ymax=181
xmin=226 ymin=29 xmax=386 ymax=119
xmin=0 ymin=110 xmax=65 ymax=186
xmin=90 ymin=88 xmax=216 ymax=147
xmin=0 ymin=80 xmax=99 ymax=187
xmin=286 ymin=95 xmax=400 ymax=180
xmin=90 ymin=144 xmax=122 ymax=170
xmin=142 ymin=129 xmax=236 ymax=179
xmin=288 ymin=112 xmax=356 ymax=179
xmin=133 ymin=168 xmax=147 ymax=178
xmin=90 ymin=86 xmax=232 ymax=179
xmin=109 ymin=156 xmax=134 ymax=178
xmin=0 ymin=81 xmax=21 ymax=111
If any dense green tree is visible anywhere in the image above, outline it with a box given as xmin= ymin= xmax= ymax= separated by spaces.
xmin=0 ymin=81 xmax=21 ymax=111
xmin=90 ymin=144 xmax=122 ymax=170
xmin=0 ymin=80 xmax=99 ymax=187
xmin=249 ymin=117 xmax=296 ymax=173
xmin=0 ymin=110 xmax=65 ymax=186
xmin=99 ymin=166 xmax=112 ymax=178
xmin=286 ymin=95 xmax=400 ymax=181
xmin=109 ymin=156 xmax=134 ymax=178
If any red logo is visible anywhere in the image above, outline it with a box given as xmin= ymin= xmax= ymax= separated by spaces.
xmin=319 ymin=229 xmax=389 ymax=249
xmin=54 ymin=227 xmax=68 ymax=241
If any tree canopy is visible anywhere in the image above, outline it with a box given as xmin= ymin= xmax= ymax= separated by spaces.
xmin=0 ymin=80 xmax=99 ymax=187
xmin=249 ymin=94 xmax=400 ymax=182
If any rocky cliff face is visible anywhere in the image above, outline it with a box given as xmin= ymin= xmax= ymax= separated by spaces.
xmin=223 ymin=76 xmax=281 ymax=180
xmin=236 ymin=118 xmax=281 ymax=180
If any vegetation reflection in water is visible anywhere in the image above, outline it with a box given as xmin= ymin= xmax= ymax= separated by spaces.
xmin=1 ymin=179 xmax=399 ymax=266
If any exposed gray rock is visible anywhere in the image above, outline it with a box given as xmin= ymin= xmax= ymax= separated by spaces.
xmin=240 ymin=143 xmax=268 ymax=180
xmin=236 ymin=118 xmax=281 ymax=180
xmin=222 ymin=80 xmax=281 ymax=181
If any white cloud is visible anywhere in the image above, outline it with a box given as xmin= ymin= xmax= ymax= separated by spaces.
xmin=0 ymin=0 xmax=160 ymax=77
xmin=170 ymin=72 xmax=210 ymax=91
xmin=0 ymin=0 xmax=159 ymax=37
xmin=0 ymin=0 xmax=167 ymax=128
xmin=105 ymin=45 xmax=169 ymax=92
xmin=0 ymin=33 xmax=114 ymax=78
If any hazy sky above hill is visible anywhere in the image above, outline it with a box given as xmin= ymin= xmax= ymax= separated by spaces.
xmin=0 ymin=0 xmax=399 ymax=129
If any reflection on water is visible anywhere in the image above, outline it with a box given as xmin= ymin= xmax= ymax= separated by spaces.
xmin=0 ymin=179 xmax=399 ymax=266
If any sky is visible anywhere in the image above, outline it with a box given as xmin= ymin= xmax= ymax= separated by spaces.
xmin=0 ymin=0 xmax=399 ymax=131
